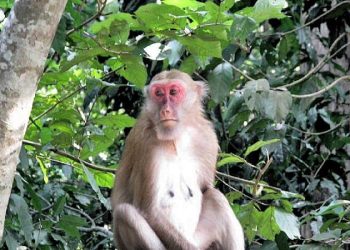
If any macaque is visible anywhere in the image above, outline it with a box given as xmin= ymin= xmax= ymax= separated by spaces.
xmin=111 ymin=70 xmax=244 ymax=250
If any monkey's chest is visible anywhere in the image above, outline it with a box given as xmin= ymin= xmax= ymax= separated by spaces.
xmin=155 ymin=152 xmax=202 ymax=240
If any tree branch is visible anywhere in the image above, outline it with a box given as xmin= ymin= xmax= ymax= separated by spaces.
xmin=66 ymin=0 xmax=107 ymax=36
xmin=216 ymin=171 xmax=284 ymax=193
xmin=253 ymin=157 xmax=273 ymax=196
xmin=287 ymin=119 xmax=346 ymax=136
xmin=279 ymin=34 xmax=349 ymax=88
xmin=31 ymin=85 xmax=85 ymax=123
xmin=280 ymin=1 xmax=350 ymax=36
xmin=83 ymin=31 xmax=130 ymax=56
xmin=291 ymin=75 xmax=350 ymax=99
xmin=22 ymin=140 xmax=115 ymax=173
xmin=223 ymin=59 xmax=255 ymax=81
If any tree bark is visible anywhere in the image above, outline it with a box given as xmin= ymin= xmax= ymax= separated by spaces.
xmin=0 ymin=0 xmax=67 ymax=240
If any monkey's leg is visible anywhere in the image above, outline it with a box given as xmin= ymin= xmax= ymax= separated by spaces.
xmin=195 ymin=188 xmax=245 ymax=250
xmin=113 ymin=203 xmax=166 ymax=250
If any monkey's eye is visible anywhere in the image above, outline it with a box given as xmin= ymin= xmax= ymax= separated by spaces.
xmin=155 ymin=89 xmax=164 ymax=97
xmin=169 ymin=89 xmax=177 ymax=96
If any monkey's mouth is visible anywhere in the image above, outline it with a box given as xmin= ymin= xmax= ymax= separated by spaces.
xmin=160 ymin=119 xmax=177 ymax=122
xmin=159 ymin=119 xmax=178 ymax=128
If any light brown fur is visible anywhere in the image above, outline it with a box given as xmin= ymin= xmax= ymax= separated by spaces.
xmin=111 ymin=70 xmax=244 ymax=250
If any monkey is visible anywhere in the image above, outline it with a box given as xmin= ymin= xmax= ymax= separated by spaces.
xmin=111 ymin=70 xmax=244 ymax=250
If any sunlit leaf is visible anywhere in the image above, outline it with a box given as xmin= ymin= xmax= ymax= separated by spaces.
xmin=244 ymin=139 xmax=280 ymax=157
xmin=274 ymin=208 xmax=300 ymax=240
xmin=217 ymin=154 xmax=245 ymax=167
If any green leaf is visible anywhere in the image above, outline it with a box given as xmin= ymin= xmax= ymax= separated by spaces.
xmin=82 ymin=165 xmax=111 ymax=210
xmin=25 ymin=183 xmax=43 ymax=211
xmin=226 ymin=191 xmax=243 ymax=202
xmin=240 ymin=0 xmax=288 ymax=24
xmin=11 ymin=194 xmax=34 ymax=245
xmin=315 ymin=200 xmax=350 ymax=216
xmin=119 ymin=55 xmax=147 ymax=87
xmin=239 ymin=202 xmax=262 ymax=241
xmin=311 ymin=229 xmax=341 ymax=241
xmin=204 ymin=1 xmax=229 ymax=23
xmin=230 ymin=14 xmax=258 ymax=43
xmin=244 ymin=139 xmax=280 ymax=157
xmin=178 ymin=36 xmax=222 ymax=58
xmin=93 ymin=171 xmax=115 ymax=189
xmin=52 ymin=109 xmax=81 ymax=123
xmin=280 ymin=190 xmax=305 ymax=200
xmin=93 ymin=113 xmax=136 ymax=128
xmin=196 ymin=24 xmax=228 ymax=41
xmin=243 ymin=79 xmax=270 ymax=110
xmin=274 ymin=208 xmax=300 ymax=240
xmin=40 ymin=71 xmax=76 ymax=85
xmin=163 ymin=0 xmax=205 ymax=9
xmin=50 ymin=121 xmax=74 ymax=135
xmin=109 ymin=20 xmax=130 ymax=44
xmin=90 ymin=13 xmax=138 ymax=33
xmin=36 ymin=157 xmax=49 ymax=184
xmin=57 ymin=215 xmax=87 ymax=238
xmin=217 ymin=153 xmax=245 ymax=167
xmin=135 ymin=4 xmax=187 ymax=31
xmin=180 ymin=55 xmax=197 ymax=74
xmin=52 ymin=195 xmax=66 ymax=216
xmin=259 ymin=207 xmax=280 ymax=240
xmin=40 ymin=127 xmax=53 ymax=145
xmin=80 ymin=134 xmax=114 ymax=158
xmin=263 ymin=90 xmax=293 ymax=122
xmin=0 ymin=0 xmax=13 ymax=9
xmin=243 ymin=79 xmax=292 ymax=122
xmin=221 ymin=0 xmax=235 ymax=11
xmin=228 ymin=110 xmax=250 ymax=136
xmin=207 ymin=62 xmax=233 ymax=103
xmin=60 ymin=47 xmax=106 ymax=72
xmin=4 ymin=230 xmax=19 ymax=250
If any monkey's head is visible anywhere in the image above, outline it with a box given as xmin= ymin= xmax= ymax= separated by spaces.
xmin=144 ymin=70 xmax=208 ymax=141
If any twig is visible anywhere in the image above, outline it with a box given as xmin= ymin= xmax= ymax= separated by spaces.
xmin=313 ymin=153 xmax=330 ymax=178
xmin=287 ymin=120 xmax=345 ymax=136
xmin=280 ymin=1 xmax=350 ymax=36
xmin=22 ymin=140 xmax=116 ymax=173
xmin=193 ymin=71 xmax=208 ymax=82
xmin=65 ymin=205 xmax=95 ymax=226
xmin=253 ymin=157 xmax=273 ymax=196
xmin=83 ymin=31 xmax=129 ymax=56
xmin=29 ymin=116 xmax=41 ymax=131
xmin=292 ymin=75 xmax=350 ymax=98
xmin=216 ymin=171 xmax=283 ymax=193
xmin=280 ymin=34 xmax=349 ymax=88
xmin=216 ymin=175 xmax=268 ymax=206
xmin=31 ymin=85 xmax=85 ymax=123
xmin=66 ymin=0 xmax=107 ymax=36
xmin=223 ymin=59 xmax=255 ymax=81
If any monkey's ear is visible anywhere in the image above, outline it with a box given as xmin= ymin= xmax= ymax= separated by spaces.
xmin=195 ymin=81 xmax=209 ymax=99
xmin=143 ymin=85 xmax=150 ymax=97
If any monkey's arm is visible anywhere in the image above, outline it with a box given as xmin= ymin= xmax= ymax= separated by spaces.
xmin=144 ymin=210 xmax=199 ymax=250
xmin=195 ymin=188 xmax=245 ymax=250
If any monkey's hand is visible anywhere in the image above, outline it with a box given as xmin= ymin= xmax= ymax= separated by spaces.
xmin=145 ymin=212 xmax=199 ymax=250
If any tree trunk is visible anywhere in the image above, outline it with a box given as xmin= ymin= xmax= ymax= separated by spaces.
xmin=0 ymin=0 xmax=67 ymax=240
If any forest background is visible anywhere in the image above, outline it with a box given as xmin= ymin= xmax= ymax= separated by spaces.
xmin=0 ymin=0 xmax=350 ymax=249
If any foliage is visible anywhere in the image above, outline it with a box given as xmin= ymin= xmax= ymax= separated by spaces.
xmin=1 ymin=0 xmax=350 ymax=249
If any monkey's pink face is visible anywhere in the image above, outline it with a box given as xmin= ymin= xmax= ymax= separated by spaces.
xmin=150 ymin=82 xmax=186 ymax=129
